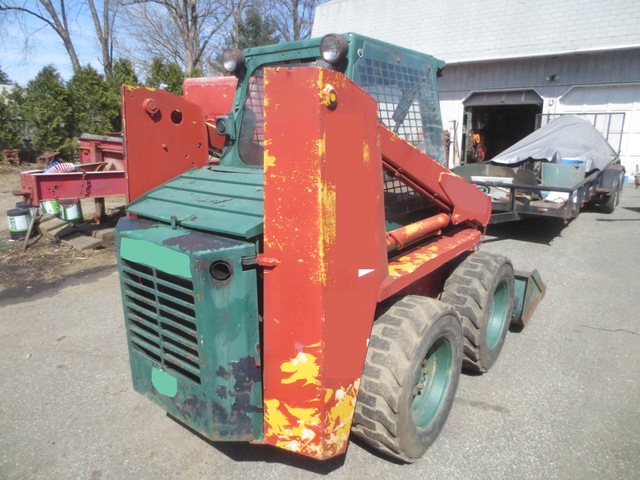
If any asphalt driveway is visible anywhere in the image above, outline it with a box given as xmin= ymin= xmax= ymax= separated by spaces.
xmin=1 ymin=185 xmax=639 ymax=480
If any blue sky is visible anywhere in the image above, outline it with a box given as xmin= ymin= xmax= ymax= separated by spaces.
xmin=1 ymin=13 xmax=103 ymax=85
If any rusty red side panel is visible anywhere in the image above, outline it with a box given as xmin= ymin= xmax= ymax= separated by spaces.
xmin=122 ymin=86 xmax=208 ymax=202
xmin=379 ymin=227 xmax=482 ymax=301
xmin=183 ymin=76 xmax=236 ymax=121
xmin=183 ymin=77 xmax=237 ymax=152
xmin=262 ymin=67 xmax=387 ymax=459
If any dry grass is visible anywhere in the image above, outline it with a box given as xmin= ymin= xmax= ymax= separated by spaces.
xmin=0 ymin=166 xmax=121 ymax=300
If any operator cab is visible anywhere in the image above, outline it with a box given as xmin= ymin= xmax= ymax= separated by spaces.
xmin=215 ymin=33 xmax=447 ymax=170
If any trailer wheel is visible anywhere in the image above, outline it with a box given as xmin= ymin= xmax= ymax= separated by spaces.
xmin=352 ymin=296 xmax=462 ymax=463
xmin=601 ymin=188 xmax=620 ymax=213
xmin=441 ymin=251 xmax=514 ymax=373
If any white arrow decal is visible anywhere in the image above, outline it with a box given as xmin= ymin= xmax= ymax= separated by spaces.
xmin=358 ymin=269 xmax=375 ymax=277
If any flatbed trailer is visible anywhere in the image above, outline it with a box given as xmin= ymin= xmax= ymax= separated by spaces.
xmin=454 ymin=115 xmax=625 ymax=223
xmin=455 ymin=159 xmax=625 ymax=224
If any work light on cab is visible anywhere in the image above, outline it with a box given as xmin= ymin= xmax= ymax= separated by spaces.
xmin=222 ymin=48 xmax=245 ymax=74
xmin=320 ymin=34 xmax=348 ymax=64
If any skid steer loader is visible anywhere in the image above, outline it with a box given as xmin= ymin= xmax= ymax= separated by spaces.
xmin=116 ymin=33 xmax=545 ymax=463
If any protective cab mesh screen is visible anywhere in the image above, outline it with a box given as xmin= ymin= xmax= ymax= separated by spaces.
xmin=353 ymin=49 xmax=444 ymax=163
xmin=354 ymin=44 xmax=444 ymax=224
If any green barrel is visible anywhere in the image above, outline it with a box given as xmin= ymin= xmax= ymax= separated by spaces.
xmin=60 ymin=200 xmax=83 ymax=223
xmin=40 ymin=200 xmax=61 ymax=216
xmin=6 ymin=208 xmax=30 ymax=240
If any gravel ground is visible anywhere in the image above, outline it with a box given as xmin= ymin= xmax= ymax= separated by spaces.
xmin=1 ymin=184 xmax=639 ymax=480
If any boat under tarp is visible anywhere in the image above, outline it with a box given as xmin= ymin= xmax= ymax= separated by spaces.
xmin=490 ymin=114 xmax=617 ymax=173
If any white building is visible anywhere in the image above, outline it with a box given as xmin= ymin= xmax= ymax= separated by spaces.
xmin=312 ymin=0 xmax=640 ymax=179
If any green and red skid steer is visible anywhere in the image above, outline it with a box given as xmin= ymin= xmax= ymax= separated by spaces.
xmin=116 ymin=33 xmax=545 ymax=463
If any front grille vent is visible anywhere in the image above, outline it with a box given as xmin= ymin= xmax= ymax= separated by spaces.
xmin=121 ymin=259 xmax=201 ymax=384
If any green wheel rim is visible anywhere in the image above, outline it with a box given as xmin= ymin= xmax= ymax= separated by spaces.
xmin=486 ymin=280 xmax=509 ymax=349
xmin=411 ymin=337 xmax=453 ymax=429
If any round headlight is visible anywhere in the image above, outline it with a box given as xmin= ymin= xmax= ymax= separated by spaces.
xmin=320 ymin=34 xmax=348 ymax=64
xmin=222 ymin=48 xmax=245 ymax=73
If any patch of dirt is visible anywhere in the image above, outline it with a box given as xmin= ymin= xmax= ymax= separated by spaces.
xmin=0 ymin=165 xmax=124 ymax=302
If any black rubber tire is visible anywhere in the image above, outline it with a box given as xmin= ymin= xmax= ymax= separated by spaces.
xmin=352 ymin=296 xmax=463 ymax=463
xmin=602 ymin=174 xmax=624 ymax=213
xmin=441 ymin=251 xmax=514 ymax=373
xmin=601 ymin=187 xmax=620 ymax=213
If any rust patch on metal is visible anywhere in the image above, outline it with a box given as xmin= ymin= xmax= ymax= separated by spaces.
xmin=211 ymin=356 xmax=262 ymax=437
xmin=176 ymin=394 xmax=206 ymax=423
xmin=216 ymin=386 xmax=228 ymax=399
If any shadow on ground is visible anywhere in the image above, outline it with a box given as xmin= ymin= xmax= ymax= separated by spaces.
xmin=0 ymin=263 xmax=116 ymax=305
xmin=483 ymin=217 xmax=567 ymax=245
xmin=596 ymin=206 xmax=640 ymax=221
xmin=167 ymin=414 xmax=346 ymax=474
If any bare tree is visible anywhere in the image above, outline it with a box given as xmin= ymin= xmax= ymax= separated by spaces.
xmin=87 ymin=0 xmax=118 ymax=76
xmin=0 ymin=0 xmax=81 ymax=72
xmin=227 ymin=0 xmax=253 ymax=47
xmin=266 ymin=0 xmax=319 ymax=42
xmin=0 ymin=0 xmax=119 ymax=77
xmin=122 ymin=0 xmax=243 ymax=75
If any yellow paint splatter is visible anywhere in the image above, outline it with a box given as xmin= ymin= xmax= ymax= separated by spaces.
xmin=264 ymin=398 xmax=292 ymax=438
xmin=264 ymin=149 xmax=276 ymax=169
xmin=388 ymin=263 xmax=418 ymax=277
xmin=265 ymin=379 xmax=360 ymax=458
xmin=388 ymin=246 xmax=442 ymax=277
xmin=322 ymin=181 xmax=337 ymax=248
xmin=315 ymin=137 xmax=326 ymax=158
xmin=311 ymin=175 xmax=337 ymax=287
xmin=281 ymin=352 xmax=321 ymax=386
xmin=264 ymin=397 xmax=322 ymax=456
xmin=324 ymin=380 xmax=360 ymax=454
xmin=324 ymin=388 xmax=334 ymax=403
xmin=284 ymin=404 xmax=321 ymax=426
xmin=363 ymin=142 xmax=370 ymax=164
xmin=316 ymin=69 xmax=325 ymax=97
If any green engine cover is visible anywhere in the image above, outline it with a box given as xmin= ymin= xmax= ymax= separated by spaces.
xmin=116 ymin=216 xmax=263 ymax=441
xmin=125 ymin=166 xmax=264 ymax=238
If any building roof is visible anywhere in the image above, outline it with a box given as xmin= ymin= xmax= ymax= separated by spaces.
xmin=312 ymin=0 xmax=640 ymax=63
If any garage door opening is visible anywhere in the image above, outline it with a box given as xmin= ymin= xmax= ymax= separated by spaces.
xmin=462 ymin=90 xmax=543 ymax=164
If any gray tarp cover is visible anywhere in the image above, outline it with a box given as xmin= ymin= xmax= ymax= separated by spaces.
xmin=491 ymin=115 xmax=617 ymax=172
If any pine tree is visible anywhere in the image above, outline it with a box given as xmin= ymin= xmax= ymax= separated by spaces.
xmin=237 ymin=8 xmax=279 ymax=50
xmin=68 ymin=65 xmax=119 ymax=136
xmin=22 ymin=66 xmax=74 ymax=157
xmin=145 ymin=58 xmax=184 ymax=95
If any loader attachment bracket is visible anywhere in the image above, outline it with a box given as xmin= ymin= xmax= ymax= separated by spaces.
xmin=511 ymin=269 xmax=546 ymax=328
